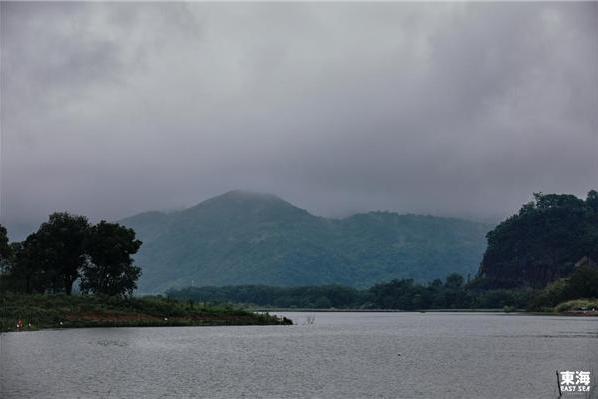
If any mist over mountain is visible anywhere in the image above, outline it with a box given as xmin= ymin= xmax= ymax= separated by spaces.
xmin=120 ymin=190 xmax=492 ymax=293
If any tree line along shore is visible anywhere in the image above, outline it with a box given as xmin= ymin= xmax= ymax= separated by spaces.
xmin=165 ymin=268 xmax=598 ymax=315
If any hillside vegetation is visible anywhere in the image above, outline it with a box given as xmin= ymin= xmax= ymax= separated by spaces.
xmin=478 ymin=191 xmax=598 ymax=288
xmin=121 ymin=190 xmax=491 ymax=292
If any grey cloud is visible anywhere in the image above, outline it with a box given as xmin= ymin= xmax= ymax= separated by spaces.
xmin=1 ymin=2 xmax=597 ymax=239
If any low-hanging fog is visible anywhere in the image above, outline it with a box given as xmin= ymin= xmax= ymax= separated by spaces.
xmin=1 ymin=2 xmax=597 ymax=239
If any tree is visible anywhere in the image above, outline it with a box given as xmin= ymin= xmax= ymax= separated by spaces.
xmin=430 ymin=279 xmax=443 ymax=288
xmin=586 ymin=190 xmax=598 ymax=212
xmin=0 ymin=224 xmax=10 ymax=262
xmin=0 ymin=225 xmax=13 ymax=292
xmin=566 ymin=265 xmax=598 ymax=299
xmin=33 ymin=213 xmax=90 ymax=294
xmin=9 ymin=237 xmax=51 ymax=294
xmin=0 ymin=225 xmax=11 ymax=280
xmin=6 ymin=215 xmax=89 ymax=294
xmin=445 ymin=273 xmax=464 ymax=289
xmin=80 ymin=221 xmax=142 ymax=297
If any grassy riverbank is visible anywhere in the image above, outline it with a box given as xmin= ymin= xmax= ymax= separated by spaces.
xmin=0 ymin=294 xmax=292 ymax=332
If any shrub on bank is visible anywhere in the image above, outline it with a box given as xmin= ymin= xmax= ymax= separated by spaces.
xmin=554 ymin=299 xmax=598 ymax=313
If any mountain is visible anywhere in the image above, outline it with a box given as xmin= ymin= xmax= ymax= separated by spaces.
xmin=120 ymin=190 xmax=492 ymax=293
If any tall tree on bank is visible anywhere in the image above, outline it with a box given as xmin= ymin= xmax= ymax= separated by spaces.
xmin=0 ymin=225 xmax=12 ymax=293
xmin=80 ymin=221 xmax=142 ymax=297
xmin=0 ymin=225 xmax=11 ymax=278
xmin=31 ymin=213 xmax=90 ymax=295
xmin=0 ymin=225 xmax=10 ymax=262
xmin=9 ymin=237 xmax=48 ymax=294
xmin=10 ymin=231 xmax=79 ymax=294
xmin=478 ymin=191 xmax=598 ymax=288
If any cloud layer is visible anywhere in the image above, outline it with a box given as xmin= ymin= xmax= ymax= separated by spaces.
xmin=1 ymin=2 xmax=597 ymax=238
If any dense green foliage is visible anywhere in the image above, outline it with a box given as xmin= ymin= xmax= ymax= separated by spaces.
xmin=554 ymin=299 xmax=598 ymax=313
xmin=478 ymin=191 xmax=598 ymax=288
xmin=121 ymin=190 xmax=491 ymax=292
xmin=0 ymin=294 xmax=291 ymax=332
xmin=1 ymin=213 xmax=142 ymax=297
xmin=0 ymin=225 xmax=10 ymax=262
xmin=527 ymin=265 xmax=598 ymax=310
xmin=80 ymin=221 xmax=142 ymax=296
xmin=166 ymin=273 xmax=535 ymax=311
xmin=0 ymin=225 xmax=11 ymax=285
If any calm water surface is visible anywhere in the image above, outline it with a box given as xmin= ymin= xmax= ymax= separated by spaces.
xmin=1 ymin=312 xmax=596 ymax=398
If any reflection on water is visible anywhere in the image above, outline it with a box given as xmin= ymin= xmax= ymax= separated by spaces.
xmin=1 ymin=312 xmax=596 ymax=398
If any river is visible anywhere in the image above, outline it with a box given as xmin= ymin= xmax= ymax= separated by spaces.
xmin=1 ymin=312 xmax=596 ymax=398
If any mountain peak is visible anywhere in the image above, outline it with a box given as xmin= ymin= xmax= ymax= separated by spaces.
xmin=198 ymin=190 xmax=291 ymax=208
xmin=217 ymin=190 xmax=284 ymax=202
xmin=182 ymin=190 xmax=311 ymax=221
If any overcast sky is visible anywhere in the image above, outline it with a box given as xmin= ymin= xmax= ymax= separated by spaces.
xmin=1 ymin=2 xmax=597 ymax=239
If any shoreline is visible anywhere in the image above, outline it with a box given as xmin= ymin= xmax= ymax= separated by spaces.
xmin=257 ymin=308 xmax=508 ymax=312
xmin=259 ymin=308 xmax=598 ymax=316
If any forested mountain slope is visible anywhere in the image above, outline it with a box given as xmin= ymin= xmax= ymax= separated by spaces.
xmin=121 ymin=190 xmax=491 ymax=293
